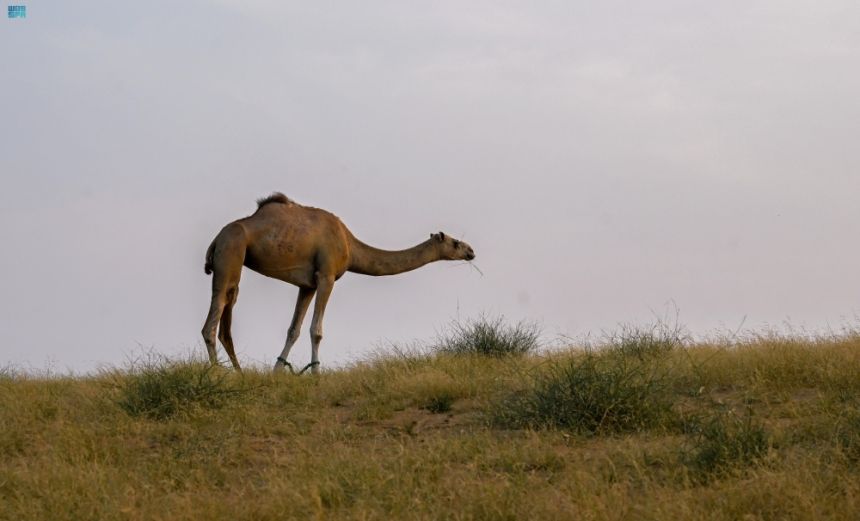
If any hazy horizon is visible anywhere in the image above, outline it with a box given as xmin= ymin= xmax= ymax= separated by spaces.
xmin=2 ymin=1 xmax=859 ymax=373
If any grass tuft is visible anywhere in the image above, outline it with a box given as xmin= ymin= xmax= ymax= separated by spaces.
xmin=423 ymin=392 xmax=456 ymax=414
xmin=434 ymin=315 xmax=540 ymax=357
xmin=683 ymin=409 xmax=770 ymax=480
xmin=834 ymin=410 xmax=860 ymax=462
xmin=0 ymin=364 xmax=18 ymax=381
xmin=114 ymin=356 xmax=245 ymax=420
xmin=494 ymin=348 xmax=673 ymax=434
xmin=607 ymin=321 xmax=686 ymax=359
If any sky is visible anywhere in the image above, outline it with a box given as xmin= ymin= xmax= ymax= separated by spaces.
xmin=1 ymin=1 xmax=859 ymax=373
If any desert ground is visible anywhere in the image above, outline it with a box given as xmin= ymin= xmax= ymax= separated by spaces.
xmin=2 ymin=320 xmax=859 ymax=520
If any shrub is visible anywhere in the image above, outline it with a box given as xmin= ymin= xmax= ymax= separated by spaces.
xmin=423 ymin=392 xmax=455 ymax=414
xmin=683 ymin=410 xmax=770 ymax=480
xmin=434 ymin=315 xmax=540 ymax=357
xmin=494 ymin=350 xmax=673 ymax=434
xmin=607 ymin=322 xmax=686 ymax=360
xmin=0 ymin=364 xmax=17 ymax=381
xmin=116 ymin=358 xmax=244 ymax=420
xmin=834 ymin=410 xmax=860 ymax=462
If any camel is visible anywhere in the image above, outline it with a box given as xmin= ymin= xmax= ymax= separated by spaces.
xmin=202 ymin=193 xmax=476 ymax=374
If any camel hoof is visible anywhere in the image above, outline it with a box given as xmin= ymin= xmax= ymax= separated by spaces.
xmin=274 ymin=357 xmax=295 ymax=374
xmin=298 ymin=361 xmax=320 ymax=375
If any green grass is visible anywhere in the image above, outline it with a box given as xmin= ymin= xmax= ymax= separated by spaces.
xmin=2 ymin=327 xmax=860 ymax=520
xmin=433 ymin=314 xmax=540 ymax=357
xmin=682 ymin=409 xmax=771 ymax=481
xmin=607 ymin=321 xmax=686 ymax=360
xmin=113 ymin=354 xmax=247 ymax=420
xmin=493 ymin=348 xmax=674 ymax=434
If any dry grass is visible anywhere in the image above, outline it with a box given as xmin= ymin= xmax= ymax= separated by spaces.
xmin=2 ymin=331 xmax=860 ymax=520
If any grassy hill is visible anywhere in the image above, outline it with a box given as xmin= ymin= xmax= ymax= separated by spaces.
xmin=2 ymin=322 xmax=860 ymax=520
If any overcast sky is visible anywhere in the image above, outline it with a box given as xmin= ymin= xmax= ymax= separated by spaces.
xmin=2 ymin=1 xmax=859 ymax=372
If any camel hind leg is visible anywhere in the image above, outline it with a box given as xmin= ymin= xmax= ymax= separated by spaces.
xmin=202 ymin=294 xmax=225 ymax=365
xmin=218 ymin=287 xmax=241 ymax=371
xmin=201 ymin=224 xmax=246 ymax=366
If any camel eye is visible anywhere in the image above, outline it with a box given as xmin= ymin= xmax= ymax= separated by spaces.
xmin=453 ymin=240 xmax=461 ymax=248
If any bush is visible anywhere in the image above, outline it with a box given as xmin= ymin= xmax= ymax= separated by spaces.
xmin=494 ymin=350 xmax=673 ymax=434
xmin=423 ymin=392 xmax=455 ymax=414
xmin=834 ymin=410 xmax=860 ymax=462
xmin=116 ymin=358 xmax=244 ymax=420
xmin=607 ymin=322 xmax=686 ymax=360
xmin=683 ymin=410 xmax=770 ymax=480
xmin=434 ymin=315 xmax=540 ymax=357
xmin=0 ymin=364 xmax=17 ymax=381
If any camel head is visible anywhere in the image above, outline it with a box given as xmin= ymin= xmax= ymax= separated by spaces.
xmin=430 ymin=232 xmax=476 ymax=261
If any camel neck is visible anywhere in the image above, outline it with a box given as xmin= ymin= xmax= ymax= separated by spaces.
xmin=347 ymin=236 xmax=440 ymax=276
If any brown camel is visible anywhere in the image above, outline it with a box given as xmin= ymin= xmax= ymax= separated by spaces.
xmin=202 ymin=193 xmax=476 ymax=374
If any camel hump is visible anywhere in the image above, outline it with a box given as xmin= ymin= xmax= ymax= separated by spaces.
xmin=256 ymin=192 xmax=293 ymax=209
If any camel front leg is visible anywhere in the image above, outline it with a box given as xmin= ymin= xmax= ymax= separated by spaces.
xmin=273 ymin=286 xmax=316 ymax=373
xmin=308 ymin=272 xmax=336 ymax=375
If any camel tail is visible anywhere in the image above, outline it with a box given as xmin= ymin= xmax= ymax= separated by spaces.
xmin=204 ymin=239 xmax=216 ymax=275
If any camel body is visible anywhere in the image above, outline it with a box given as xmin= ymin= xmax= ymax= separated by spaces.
xmin=202 ymin=193 xmax=475 ymax=373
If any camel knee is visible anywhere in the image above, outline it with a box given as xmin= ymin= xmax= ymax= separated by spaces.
xmin=202 ymin=326 xmax=216 ymax=346
xmin=201 ymin=327 xmax=218 ymax=364
xmin=285 ymin=328 xmax=301 ymax=345
xmin=310 ymin=327 xmax=323 ymax=345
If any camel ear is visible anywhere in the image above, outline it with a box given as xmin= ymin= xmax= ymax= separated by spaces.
xmin=438 ymin=231 xmax=446 ymax=241
xmin=431 ymin=232 xmax=444 ymax=242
